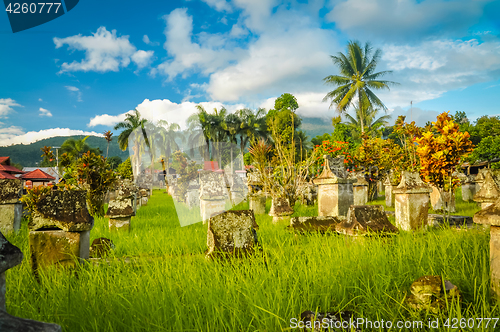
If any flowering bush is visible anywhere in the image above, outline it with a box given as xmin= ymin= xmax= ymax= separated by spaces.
xmin=311 ymin=140 xmax=353 ymax=174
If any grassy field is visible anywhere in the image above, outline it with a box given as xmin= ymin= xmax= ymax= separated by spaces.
xmin=3 ymin=189 xmax=499 ymax=331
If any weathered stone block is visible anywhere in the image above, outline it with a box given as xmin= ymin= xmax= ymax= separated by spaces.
xmin=28 ymin=191 xmax=94 ymax=232
xmin=385 ymin=184 xmax=395 ymax=207
xmin=406 ymin=275 xmax=460 ymax=313
xmin=315 ymin=182 xmax=355 ymax=217
xmin=0 ymin=203 xmax=22 ymax=233
xmin=430 ymin=186 xmax=456 ymax=212
xmin=336 ymin=205 xmax=399 ymax=236
xmin=461 ymin=182 xmax=476 ymax=202
xmin=353 ymin=176 xmax=368 ymax=205
xmin=106 ymin=198 xmax=134 ymax=218
xmin=394 ymin=171 xmax=432 ymax=231
xmin=199 ymin=171 xmax=228 ymax=200
xmin=186 ymin=189 xmax=200 ymax=208
xmin=200 ymin=198 xmax=226 ymax=223
xmin=206 ymin=210 xmax=259 ymax=259
xmin=109 ymin=217 xmax=131 ymax=232
xmin=269 ymin=197 xmax=294 ymax=223
xmin=473 ymin=170 xmax=500 ymax=210
xmin=0 ymin=179 xmax=22 ymax=204
xmin=29 ymin=230 xmax=90 ymax=270
xmin=249 ymin=195 xmax=266 ymax=214
xmin=289 ymin=216 xmax=342 ymax=232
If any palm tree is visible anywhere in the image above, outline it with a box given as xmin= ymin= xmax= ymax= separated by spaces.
xmin=61 ymin=136 xmax=94 ymax=161
xmin=222 ymin=113 xmax=242 ymax=173
xmin=237 ymin=108 xmax=268 ymax=168
xmin=323 ymin=40 xmax=397 ymax=134
xmin=155 ymin=120 xmax=184 ymax=175
xmin=114 ymin=109 xmax=150 ymax=177
xmin=187 ymin=107 xmax=211 ymax=161
xmin=344 ymin=106 xmax=391 ymax=140
xmin=191 ymin=105 xmax=228 ymax=167
xmin=103 ymin=131 xmax=113 ymax=158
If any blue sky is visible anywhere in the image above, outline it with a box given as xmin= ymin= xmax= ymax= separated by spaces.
xmin=1 ymin=0 xmax=500 ymax=146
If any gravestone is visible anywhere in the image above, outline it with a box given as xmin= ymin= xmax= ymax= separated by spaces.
xmin=269 ymin=197 xmax=294 ymax=223
xmin=0 ymin=179 xmax=22 ymax=234
xmin=336 ymin=205 xmax=399 ymax=236
xmin=199 ymin=171 xmax=228 ymax=223
xmin=383 ymin=176 xmax=395 ymax=207
xmin=313 ymin=155 xmax=356 ymax=217
xmin=106 ymin=181 xmax=136 ymax=232
xmin=461 ymin=174 xmax=477 ymax=202
xmin=0 ymin=231 xmax=62 ymax=331
xmin=206 ymin=210 xmax=260 ymax=259
xmin=353 ymin=174 xmax=368 ymax=205
xmin=430 ymin=186 xmax=456 ymax=212
xmin=248 ymin=193 xmax=266 ymax=215
xmin=473 ymin=170 xmax=500 ymax=210
xmin=393 ymin=171 xmax=432 ymax=231
xmin=289 ymin=216 xmax=342 ymax=232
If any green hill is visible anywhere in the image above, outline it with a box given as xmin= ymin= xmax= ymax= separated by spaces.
xmin=0 ymin=136 xmax=130 ymax=167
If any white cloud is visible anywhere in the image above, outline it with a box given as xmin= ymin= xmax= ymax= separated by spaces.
xmin=131 ymin=50 xmax=154 ymax=69
xmin=0 ymin=98 xmax=22 ymax=118
xmin=0 ymin=128 xmax=101 ymax=147
xmin=65 ymin=86 xmax=83 ymax=102
xmin=200 ymin=0 xmax=232 ymax=12
xmin=157 ymin=8 xmax=245 ymax=79
xmin=38 ymin=98 xmax=43 ymax=102
xmin=39 ymin=107 xmax=52 ymax=117
xmin=327 ymin=0 xmax=489 ymax=41
xmin=54 ymin=27 xmax=153 ymax=73
xmin=88 ymin=99 xmax=246 ymax=130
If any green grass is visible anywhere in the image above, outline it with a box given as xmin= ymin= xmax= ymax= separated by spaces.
xmin=4 ymin=189 xmax=498 ymax=331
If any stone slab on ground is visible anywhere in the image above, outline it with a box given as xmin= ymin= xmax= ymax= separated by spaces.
xmin=289 ymin=216 xmax=343 ymax=232
xmin=29 ymin=230 xmax=90 ymax=271
xmin=337 ymin=205 xmax=399 ymax=236
xmin=206 ymin=210 xmax=259 ymax=259
xmin=0 ymin=310 xmax=62 ymax=332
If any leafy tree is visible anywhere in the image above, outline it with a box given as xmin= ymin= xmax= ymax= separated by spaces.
xmin=266 ymin=94 xmax=302 ymax=144
xmin=116 ymin=157 xmax=133 ymax=180
xmin=75 ymin=151 xmax=116 ymax=217
xmin=468 ymin=135 xmax=500 ymax=167
xmin=61 ymin=136 xmax=99 ymax=162
xmin=311 ymin=123 xmax=355 ymax=147
xmin=107 ymin=156 xmax=122 ymax=170
xmin=323 ymin=41 xmax=397 ymax=134
xmin=274 ymin=93 xmax=298 ymax=112
xmin=40 ymin=146 xmax=56 ymax=167
xmin=415 ymin=112 xmax=474 ymax=191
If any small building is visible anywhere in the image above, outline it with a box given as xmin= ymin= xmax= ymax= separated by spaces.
xmin=20 ymin=169 xmax=56 ymax=188
xmin=22 ymin=167 xmax=60 ymax=183
xmin=0 ymin=156 xmax=24 ymax=179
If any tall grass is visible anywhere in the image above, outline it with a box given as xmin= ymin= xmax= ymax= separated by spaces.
xmin=4 ymin=189 xmax=498 ymax=331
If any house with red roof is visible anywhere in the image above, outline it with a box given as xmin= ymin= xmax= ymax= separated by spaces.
xmin=0 ymin=157 xmax=24 ymax=179
xmin=20 ymin=169 xmax=55 ymax=188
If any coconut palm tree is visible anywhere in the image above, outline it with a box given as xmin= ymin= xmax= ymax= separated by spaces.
xmin=103 ymin=130 xmax=113 ymax=158
xmin=114 ymin=109 xmax=150 ymax=177
xmin=187 ymin=107 xmax=211 ymax=161
xmin=222 ymin=113 xmax=242 ymax=173
xmin=323 ymin=40 xmax=397 ymax=134
xmin=155 ymin=120 xmax=184 ymax=174
xmin=237 ymin=108 xmax=268 ymax=168
xmin=344 ymin=106 xmax=391 ymax=140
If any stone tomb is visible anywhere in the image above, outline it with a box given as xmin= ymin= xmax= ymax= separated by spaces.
xmin=352 ymin=174 xmax=368 ymax=205
xmin=336 ymin=205 xmax=399 ymax=236
xmin=383 ymin=176 xmax=396 ymax=207
xmin=199 ymin=171 xmax=228 ymax=223
xmin=313 ymin=155 xmax=356 ymax=217
xmin=206 ymin=210 xmax=260 ymax=259
xmin=248 ymin=193 xmax=266 ymax=215
xmin=28 ymin=190 xmax=93 ymax=271
xmin=461 ymin=174 xmax=477 ymax=202
xmin=289 ymin=216 xmax=342 ymax=232
xmin=473 ymin=170 xmax=500 ymax=210
xmin=0 ymin=179 xmax=23 ymax=234
xmin=394 ymin=171 xmax=432 ymax=231
xmin=474 ymin=198 xmax=500 ymax=299
xmin=430 ymin=185 xmax=456 ymax=213
xmin=1 ymin=231 xmax=62 ymax=331
xmin=106 ymin=181 xmax=136 ymax=232
xmin=269 ymin=197 xmax=294 ymax=223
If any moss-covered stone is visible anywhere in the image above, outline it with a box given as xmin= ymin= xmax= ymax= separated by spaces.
xmin=406 ymin=275 xmax=460 ymax=313
xmin=337 ymin=205 xmax=399 ymax=236
xmin=0 ymin=179 xmax=22 ymax=204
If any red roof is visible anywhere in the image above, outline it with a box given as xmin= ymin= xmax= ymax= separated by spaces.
xmin=0 ymin=164 xmax=24 ymax=174
xmin=0 ymin=171 xmax=17 ymax=179
xmin=0 ymin=157 xmax=9 ymax=164
xmin=20 ymin=169 xmax=55 ymax=181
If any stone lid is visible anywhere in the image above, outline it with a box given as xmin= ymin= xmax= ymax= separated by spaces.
xmin=0 ymin=178 xmax=22 ymax=204
xmin=473 ymin=171 xmax=500 ymax=203
xmin=0 ymin=231 xmax=23 ymax=274
xmin=28 ymin=190 xmax=94 ymax=232
xmin=336 ymin=205 xmax=399 ymax=236
xmin=473 ymin=198 xmax=500 ymax=226
xmin=272 ymin=197 xmax=294 ymax=216
xmin=393 ymin=171 xmax=432 ymax=194
xmin=106 ymin=198 xmax=135 ymax=218
xmin=289 ymin=216 xmax=342 ymax=232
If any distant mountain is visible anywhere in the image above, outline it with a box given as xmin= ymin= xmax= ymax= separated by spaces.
xmin=0 ymin=135 xmax=129 ymax=167
xmin=299 ymin=117 xmax=333 ymax=140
